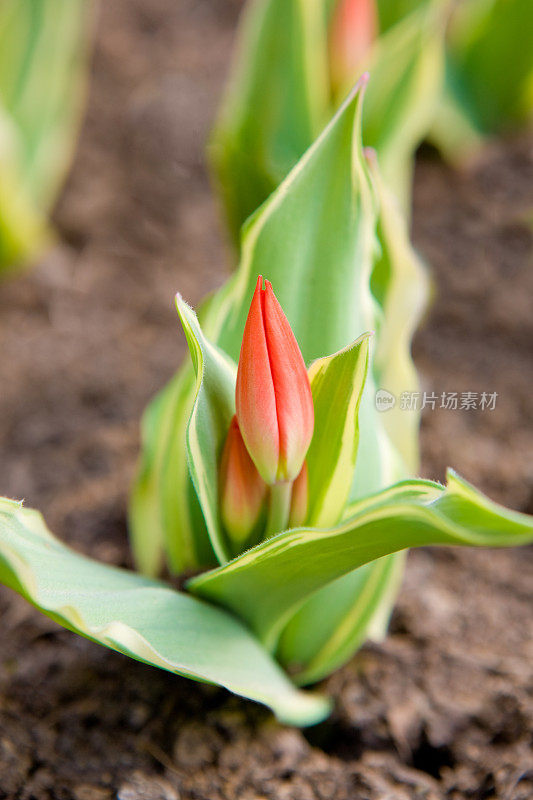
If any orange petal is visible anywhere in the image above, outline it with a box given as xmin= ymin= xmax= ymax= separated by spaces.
xmin=263 ymin=280 xmax=314 ymax=481
xmin=220 ymin=416 xmax=267 ymax=546
xmin=236 ymin=276 xmax=279 ymax=484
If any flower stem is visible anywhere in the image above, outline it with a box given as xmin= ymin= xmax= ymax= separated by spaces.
xmin=266 ymin=481 xmax=292 ymax=538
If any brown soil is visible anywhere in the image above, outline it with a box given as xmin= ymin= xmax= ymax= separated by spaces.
xmin=0 ymin=1 xmax=532 ymax=798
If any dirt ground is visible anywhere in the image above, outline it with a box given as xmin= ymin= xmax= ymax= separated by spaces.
xmin=0 ymin=1 xmax=532 ymax=798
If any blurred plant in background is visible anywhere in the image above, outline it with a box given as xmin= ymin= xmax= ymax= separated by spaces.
xmin=210 ymin=0 xmax=533 ymax=245
xmin=210 ymin=0 xmax=445 ymax=243
xmin=428 ymin=0 xmax=533 ymax=161
xmin=0 ymin=0 xmax=94 ymax=276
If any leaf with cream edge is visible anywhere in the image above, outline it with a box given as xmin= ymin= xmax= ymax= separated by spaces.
xmin=189 ymin=471 xmax=533 ymax=651
xmin=176 ymin=294 xmax=238 ymax=565
xmin=213 ymin=78 xmax=377 ymax=365
xmin=305 ymin=332 xmax=371 ymax=527
xmin=0 ymin=499 xmax=330 ymax=726
xmin=277 ymin=553 xmax=406 ymax=684
xmin=129 ymin=367 xmax=216 ymax=576
xmin=297 ymin=143 xmax=435 ymax=676
xmin=315 ymin=146 xmax=433 ymax=669
xmin=312 ymin=148 xmax=429 ymax=668
xmin=367 ymin=147 xmax=430 ymax=474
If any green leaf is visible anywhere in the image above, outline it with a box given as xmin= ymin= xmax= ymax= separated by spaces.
xmin=306 ymin=333 xmax=371 ymax=527
xmin=159 ymin=366 xmax=216 ymax=572
xmin=128 ymin=381 xmax=172 ymax=577
xmin=277 ymin=552 xmax=406 ymax=685
xmin=367 ymin=150 xmax=430 ymax=473
xmin=309 ymin=125 xmax=434 ymax=679
xmin=129 ymin=368 xmax=217 ymax=576
xmin=0 ymin=498 xmax=330 ymax=726
xmin=214 ymin=80 xmax=377 ymax=364
xmin=189 ymin=471 xmax=533 ymax=650
xmin=210 ymin=0 xmax=329 ymax=244
xmin=176 ymin=295 xmax=238 ymax=564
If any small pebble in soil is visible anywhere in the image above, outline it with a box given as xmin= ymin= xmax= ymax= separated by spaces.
xmin=117 ymin=771 xmax=179 ymax=800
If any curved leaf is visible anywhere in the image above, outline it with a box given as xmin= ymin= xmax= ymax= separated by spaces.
xmin=129 ymin=368 xmax=216 ymax=576
xmin=0 ymin=498 xmax=330 ymax=727
xmin=177 ymin=295 xmax=237 ymax=564
xmin=277 ymin=551 xmax=405 ymax=684
xmin=214 ymin=79 xmax=377 ymax=364
xmin=368 ymin=150 xmax=430 ymax=473
xmin=306 ymin=333 xmax=371 ymax=527
xmin=189 ymin=471 xmax=533 ymax=649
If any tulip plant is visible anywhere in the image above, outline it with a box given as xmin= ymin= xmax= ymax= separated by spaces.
xmin=0 ymin=0 xmax=93 ymax=275
xmin=1 ymin=83 xmax=532 ymax=726
xmin=210 ymin=0 xmax=533 ymax=244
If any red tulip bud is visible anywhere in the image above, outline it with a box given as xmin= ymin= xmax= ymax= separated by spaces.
xmin=329 ymin=0 xmax=377 ymax=93
xmin=219 ymin=416 xmax=267 ymax=547
xmin=236 ymin=276 xmax=314 ymax=485
xmin=289 ymin=462 xmax=309 ymax=528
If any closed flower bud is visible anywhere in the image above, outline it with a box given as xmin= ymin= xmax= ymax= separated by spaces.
xmin=289 ymin=462 xmax=309 ymax=528
xmin=220 ymin=416 xmax=267 ymax=547
xmin=235 ymin=276 xmax=314 ymax=484
xmin=329 ymin=0 xmax=377 ymax=93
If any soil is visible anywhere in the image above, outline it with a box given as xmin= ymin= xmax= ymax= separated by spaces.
xmin=0 ymin=1 xmax=532 ymax=798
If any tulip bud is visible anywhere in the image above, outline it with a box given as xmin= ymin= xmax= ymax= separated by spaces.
xmin=219 ymin=416 xmax=267 ymax=548
xmin=289 ymin=462 xmax=309 ymax=528
xmin=235 ymin=276 xmax=314 ymax=485
xmin=329 ymin=0 xmax=377 ymax=94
